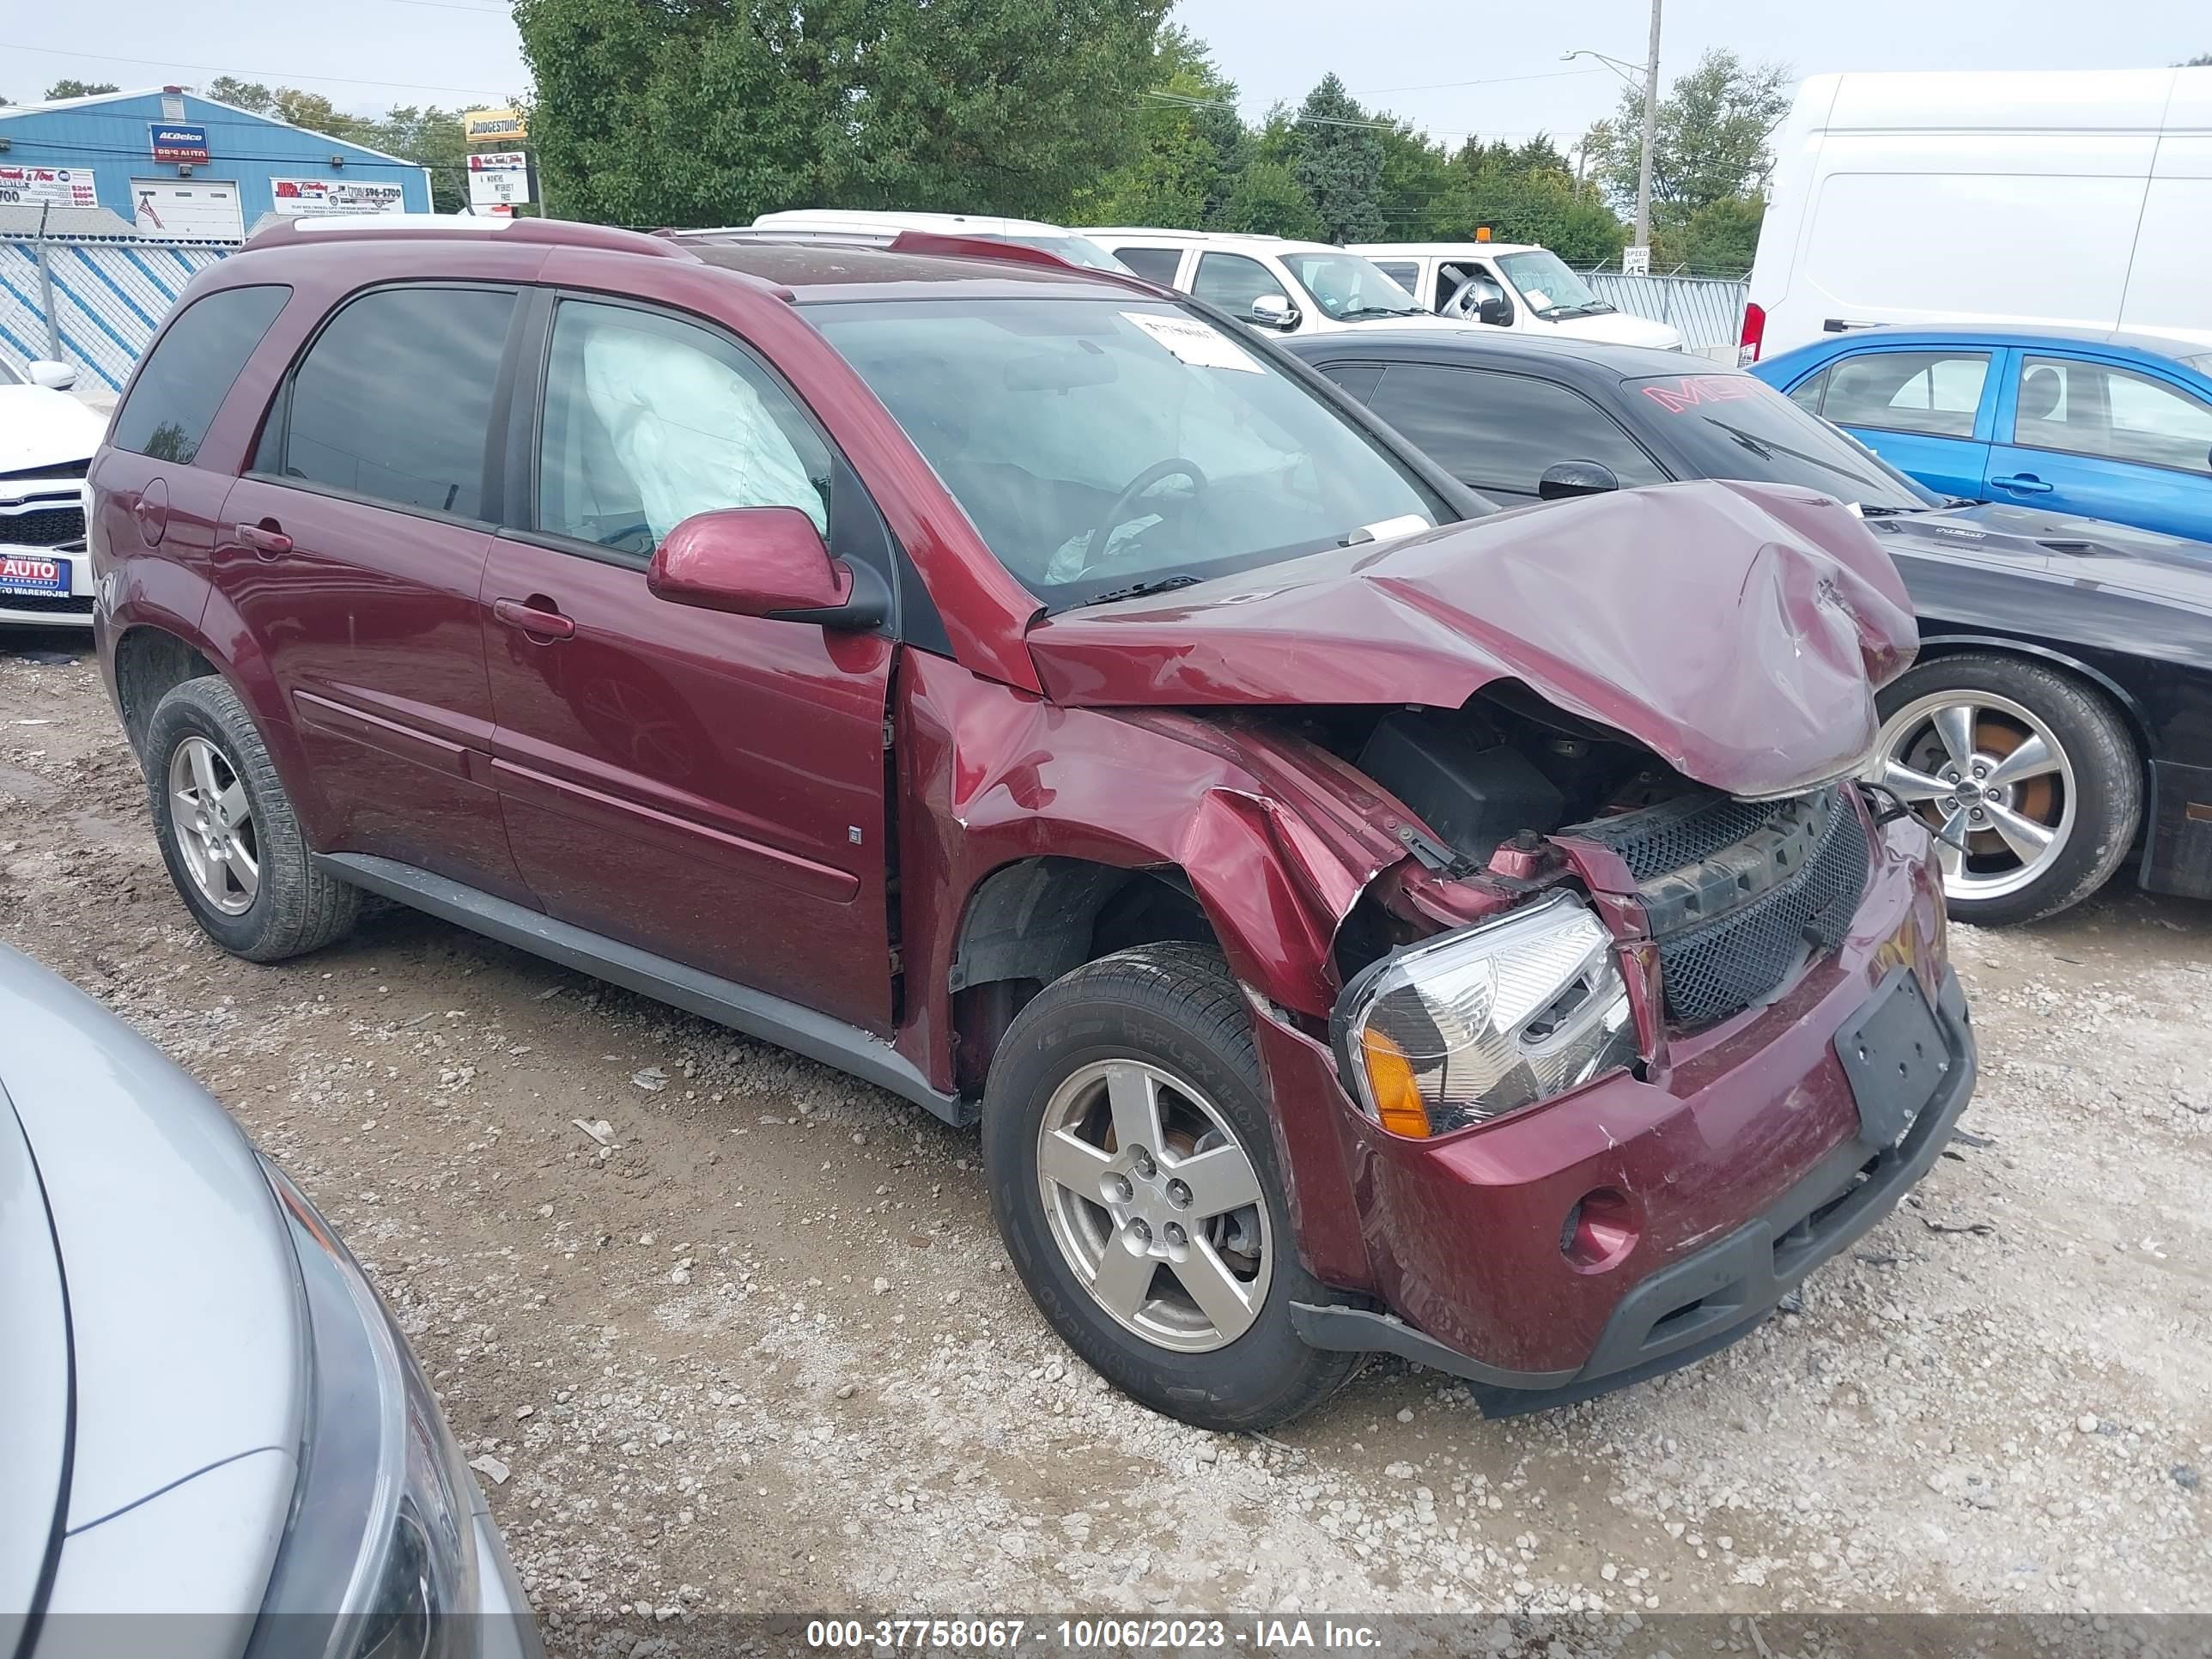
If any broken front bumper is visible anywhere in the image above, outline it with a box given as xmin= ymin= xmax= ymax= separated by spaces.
xmin=1255 ymin=810 xmax=1974 ymax=1410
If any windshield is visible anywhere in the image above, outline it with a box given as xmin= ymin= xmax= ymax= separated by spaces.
xmin=1495 ymin=251 xmax=1609 ymax=319
xmin=1279 ymin=252 xmax=1425 ymax=322
xmin=1626 ymin=372 xmax=1942 ymax=511
xmin=1002 ymin=234 xmax=1135 ymax=276
xmin=808 ymin=296 xmax=1447 ymax=610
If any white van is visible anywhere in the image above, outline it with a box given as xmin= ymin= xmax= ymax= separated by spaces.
xmin=1077 ymin=229 xmax=1470 ymax=337
xmin=732 ymin=210 xmax=1134 ymax=274
xmin=1350 ymin=242 xmax=1684 ymax=350
xmin=1743 ymin=67 xmax=2212 ymax=362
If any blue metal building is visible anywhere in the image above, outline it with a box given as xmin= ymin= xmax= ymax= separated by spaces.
xmin=0 ymin=87 xmax=434 ymax=241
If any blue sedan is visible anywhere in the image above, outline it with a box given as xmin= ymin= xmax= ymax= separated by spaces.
xmin=1751 ymin=326 xmax=2212 ymax=546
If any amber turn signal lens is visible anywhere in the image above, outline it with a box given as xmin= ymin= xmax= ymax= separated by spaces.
xmin=1358 ymin=1028 xmax=1431 ymax=1139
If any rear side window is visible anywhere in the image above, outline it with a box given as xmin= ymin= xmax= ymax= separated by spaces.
xmin=1111 ymin=246 xmax=1182 ymax=286
xmin=2013 ymin=355 xmax=2212 ymax=475
xmin=1368 ymin=363 xmax=1664 ymax=498
xmin=265 ymin=285 xmax=516 ymax=519
xmin=1820 ymin=349 xmax=1989 ymax=438
xmin=111 ymin=284 xmax=290 ymax=465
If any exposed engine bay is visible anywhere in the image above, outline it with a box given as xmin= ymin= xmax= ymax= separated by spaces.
xmin=1283 ymin=689 xmax=1876 ymax=1034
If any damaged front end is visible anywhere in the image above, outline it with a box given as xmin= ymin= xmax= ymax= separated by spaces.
xmin=1211 ymin=688 xmax=1887 ymax=1144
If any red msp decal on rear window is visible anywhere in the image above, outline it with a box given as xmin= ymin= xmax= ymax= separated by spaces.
xmin=1638 ymin=375 xmax=1764 ymax=415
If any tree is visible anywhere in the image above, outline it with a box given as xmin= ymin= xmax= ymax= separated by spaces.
xmin=45 ymin=80 xmax=119 ymax=100
xmin=1586 ymin=48 xmax=1790 ymax=217
xmin=2181 ymin=53 xmax=2212 ymax=65
xmin=1289 ymin=74 xmax=1384 ymax=244
xmin=1079 ymin=28 xmax=1246 ymax=228
xmin=371 ymin=106 xmax=469 ymax=213
xmin=1425 ymin=138 xmax=1627 ymax=265
xmin=514 ymin=0 xmax=1169 ymax=228
xmin=1218 ymin=160 xmax=1322 ymax=239
xmin=1373 ymin=120 xmax=1455 ymax=240
xmin=207 ymin=77 xmax=276 ymax=114
xmin=1650 ymin=194 xmax=1765 ymax=276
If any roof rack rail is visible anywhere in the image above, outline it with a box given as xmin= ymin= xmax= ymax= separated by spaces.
xmin=884 ymin=229 xmax=1084 ymax=270
xmin=241 ymin=213 xmax=698 ymax=259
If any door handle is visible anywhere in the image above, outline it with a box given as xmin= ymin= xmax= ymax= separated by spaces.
xmin=1990 ymin=474 xmax=2053 ymax=495
xmin=234 ymin=522 xmax=293 ymax=558
xmin=493 ymin=597 xmax=575 ymax=641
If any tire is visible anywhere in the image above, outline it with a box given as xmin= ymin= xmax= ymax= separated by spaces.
xmin=144 ymin=675 xmax=359 ymax=962
xmin=1871 ymin=652 xmax=2141 ymax=927
xmin=982 ymin=942 xmax=1359 ymax=1431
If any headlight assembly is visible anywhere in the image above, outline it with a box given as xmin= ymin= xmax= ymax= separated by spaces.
xmin=252 ymin=1160 xmax=480 ymax=1659
xmin=1332 ymin=892 xmax=1638 ymax=1138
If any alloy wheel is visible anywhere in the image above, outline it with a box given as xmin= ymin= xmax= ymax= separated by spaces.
xmin=1873 ymin=690 xmax=2075 ymax=903
xmin=168 ymin=735 xmax=260 ymax=915
xmin=1034 ymin=1059 xmax=1272 ymax=1352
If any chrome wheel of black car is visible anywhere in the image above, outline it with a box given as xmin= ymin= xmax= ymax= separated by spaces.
xmin=1877 ymin=690 xmax=2075 ymax=904
xmin=1868 ymin=653 xmax=2141 ymax=927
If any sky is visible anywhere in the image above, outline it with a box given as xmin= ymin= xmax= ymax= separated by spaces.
xmin=2 ymin=0 xmax=2205 ymax=144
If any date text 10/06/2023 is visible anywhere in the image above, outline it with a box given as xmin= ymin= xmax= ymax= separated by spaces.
xmin=804 ymin=1619 xmax=1385 ymax=1650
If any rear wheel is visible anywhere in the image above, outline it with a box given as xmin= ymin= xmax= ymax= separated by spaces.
xmin=983 ymin=944 xmax=1359 ymax=1430
xmin=145 ymin=676 xmax=359 ymax=961
xmin=1870 ymin=653 xmax=2140 ymax=926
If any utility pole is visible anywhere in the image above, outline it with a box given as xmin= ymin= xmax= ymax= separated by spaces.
xmin=1636 ymin=0 xmax=1662 ymax=251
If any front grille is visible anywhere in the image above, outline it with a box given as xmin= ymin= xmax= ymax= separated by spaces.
xmin=1559 ymin=792 xmax=1781 ymax=882
xmin=0 ymin=507 xmax=85 ymax=547
xmin=0 ymin=592 xmax=92 ymax=616
xmin=1566 ymin=785 xmax=1872 ymax=1028
xmin=1654 ymin=796 xmax=1870 ymax=1026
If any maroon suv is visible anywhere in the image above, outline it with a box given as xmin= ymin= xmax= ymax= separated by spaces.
xmin=88 ymin=216 xmax=1972 ymax=1430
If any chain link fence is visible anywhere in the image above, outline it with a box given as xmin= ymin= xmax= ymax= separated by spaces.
xmin=1582 ymin=270 xmax=1749 ymax=360
xmin=0 ymin=234 xmax=232 ymax=397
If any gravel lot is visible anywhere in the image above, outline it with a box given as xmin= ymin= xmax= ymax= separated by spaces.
xmin=3 ymin=631 xmax=2207 ymax=1641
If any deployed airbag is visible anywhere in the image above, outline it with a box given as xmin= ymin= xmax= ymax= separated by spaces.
xmin=579 ymin=313 xmax=826 ymax=542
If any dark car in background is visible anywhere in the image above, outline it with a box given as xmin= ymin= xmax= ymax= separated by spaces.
xmin=1285 ymin=330 xmax=2212 ymax=927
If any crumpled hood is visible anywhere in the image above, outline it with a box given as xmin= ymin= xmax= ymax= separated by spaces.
xmin=0 ymin=385 xmax=105 ymax=479
xmin=1026 ymin=479 xmax=1919 ymax=799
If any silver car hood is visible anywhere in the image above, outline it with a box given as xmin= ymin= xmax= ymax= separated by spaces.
xmin=0 ymin=947 xmax=306 ymax=1534
xmin=0 ymin=1094 xmax=68 ymax=1626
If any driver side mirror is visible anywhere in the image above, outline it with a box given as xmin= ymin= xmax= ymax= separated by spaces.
xmin=1538 ymin=460 xmax=1621 ymax=501
xmin=647 ymin=506 xmax=884 ymax=628
xmin=27 ymin=359 xmax=77 ymax=392
xmin=1476 ymin=296 xmax=1514 ymax=328
xmin=1248 ymin=294 xmax=1301 ymax=331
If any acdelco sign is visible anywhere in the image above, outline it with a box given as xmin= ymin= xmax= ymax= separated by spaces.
xmin=462 ymin=107 xmax=528 ymax=144
xmin=148 ymin=123 xmax=210 ymax=164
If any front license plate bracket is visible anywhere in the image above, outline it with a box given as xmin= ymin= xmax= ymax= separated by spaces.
xmin=1833 ymin=967 xmax=1949 ymax=1148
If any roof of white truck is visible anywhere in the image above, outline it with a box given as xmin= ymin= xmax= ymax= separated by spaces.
xmin=1352 ymin=242 xmax=1544 ymax=258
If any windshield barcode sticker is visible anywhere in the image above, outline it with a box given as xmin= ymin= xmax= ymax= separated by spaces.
xmin=1121 ymin=312 xmax=1263 ymax=373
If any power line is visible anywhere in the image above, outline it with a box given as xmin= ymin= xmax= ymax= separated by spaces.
xmin=1354 ymin=65 xmax=1611 ymax=95
xmin=0 ymin=41 xmax=512 ymax=98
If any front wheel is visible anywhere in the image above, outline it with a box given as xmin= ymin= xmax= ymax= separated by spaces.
xmin=1869 ymin=653 xmax=2141 ymax=927
xmin=982 ymin=944 xmax=1359 ymax=1431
